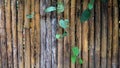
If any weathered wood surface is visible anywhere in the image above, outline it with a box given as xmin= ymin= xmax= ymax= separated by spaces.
xmin=0 ymin=0 xmax=119 ymax=68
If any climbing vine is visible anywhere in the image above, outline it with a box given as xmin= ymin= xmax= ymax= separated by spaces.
xmin=44 ymin=0 xmax=107 ymax=65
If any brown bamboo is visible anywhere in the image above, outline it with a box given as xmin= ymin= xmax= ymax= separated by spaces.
xmin=0 ymin=39 xmax=1 ymax=68
xmin=34 ymin=0 xmax=40 ymax=68
xmin=76 ymin=0 xmax=82 ymax=68
xmin=30 ymin=0 xmax=35 ymax=68
xmin=63 ymin=0 xmax=70 ymax=68
xmin=88 ymin=6 xmax=94 ymax=68
xmin=24 ymin=0 xmax=31 ymax=68
xmin=5 ymin=0 xmax=13 ymax=68
xmin=101 ymin=1 xmax=108 ymax=68
xmin=18 ymin=0 xmax=24 ymax=68
xmin=107 ymin=0 xmax=113 ymax=68
xmin=81 ymin=0 xmax=88 ymax=68
xmin=0 ymin=0 xmax=7 ymax=68
xmin=0 ymin=41 xmax=1 ymax=68
xmin=11 ymin=0 xmax=18 ymax=68
xmin=112 ymin=0 xmax=119 ymax=67
xmin=118 ymin=45 xmax=120 ymax=68
xmin=57 ymin=0 xmax=64 ymax=68
xmin=94 ymin=0 xmax=101 ymax=68
xmin=70 ymin=0 xmax=76 ymax=68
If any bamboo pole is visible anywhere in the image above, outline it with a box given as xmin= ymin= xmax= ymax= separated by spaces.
xmin=0 ymin=0 xmax=7 ymax=67
xmin=63 ymin=0 xmax=70 ymax=68
xmin=101 ymin=1 xmax=108 ymax=68
xmin=34 ymin=0 xmax=40 ymax=68
xmin=88 ymin=5 xmax=95 ymax=68
xmin=24 ymin=0 xmax=31 ymax=68
xmin=51 ymin=0 xmax=57 ymax=68
xmin=94 ymin=0 xmax=101 ymax=68
xmin=45 ymin=0 xmax=52 ymax=68
xmin=17 ymin=0 xmax=24 ymax=68
xmin=112 ymin=0 xmax=119 ymax=67
xmin=5 ymin=0 xmax=13 ymax=68
xmin=30 ymin=0 xmax=35 ymax=68
xmin=76 ymin=0 xmax=82 ymax=68
xmin=0 ymin=38 xmax=1 ymax=68
xmin=70 ymin=0 xmax=76 ymax=68
xmin=81 ymin=0 xmax=88 ymax=68
xmin=107 ymin=0 xmax=113 ymax=68
xmin=11 ymin=0 xmax=18 ymax=68
xmin=40 ymin=0 xmax=46 ymax=68
xmin=57 ymin=0 xmax=64 ymax=68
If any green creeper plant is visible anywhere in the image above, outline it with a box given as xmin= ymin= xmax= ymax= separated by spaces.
xmin=45 ymin=2 xmax=64 ymax=13
xmin=59 ymin=19 xmax=69 ymax=29
xmin=80 ymin=0 xmax=94 ymax=23
xmin=71 ymin=46 xmax=83 ymax=64
xmin=26 ymin=12 xmax=34 ymax=19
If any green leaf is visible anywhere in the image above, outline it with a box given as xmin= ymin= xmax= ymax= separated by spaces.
xmin=57 ymin=2 xmax=64 ymax=13
xmin=45 ymin=6 xmax=56 ymax=13
xmin=61 ymin=31 xmax=68 ymax=37
xmin=79 ymin=59 xmax=83 ymax=64
xmin=88 ymin=0 xmax=94 ymax=10
xmin=56 ymin=34 xmax=61 ymax=39
xmin=72 ymin=46 xmax=79 ymax=56
xmin=90 ymin=0 xmax=94 ymax=4
xmin=88 ymin=3 xmax=93 ymax=10
xmin=80 ymin=9 xmax=91 ymax=23
xmin=71 ymin=55 xmax=77 ymax=63
xmin=59 ymin=19 xmax=69 ymax=29
xmin=101 ymin=0 xmax=107 ymax=3
xmin=26 ymin=12 xmax=34 ymax=19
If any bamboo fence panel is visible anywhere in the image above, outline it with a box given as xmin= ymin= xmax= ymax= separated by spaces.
xmin=0 ymin=0 xmax=119 ymax=68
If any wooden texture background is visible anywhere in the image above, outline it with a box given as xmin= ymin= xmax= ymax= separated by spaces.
xmin=0 ymin=0 xmax=119 ymax=68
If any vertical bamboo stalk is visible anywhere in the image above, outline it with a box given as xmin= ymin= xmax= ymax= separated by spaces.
xmin=101 ymin=1 xmax=108 ymax=68
xmin=30 ymin=0 xmax=35 ymax=68
xmin=0 ymin=38 xmax=1 ymax=68
xmin=24 ymin=0 xmax=31 ymax=68
xmin=57 ymin=0 xmax=64 ymax=68
xmin=81 ymin=0 xmax=88 ymax=68
xmin=107 ymin=0 xmax=113 ymax=68
xmin=70 ymin=0 xmax=76 ymax=68
xmin=11 ymin=0 xmax=18 ymax=68
xmin=18 ymin=0 xmax=24 ymax=68
xmin=76 ymin=0 xmax=82 ymax=68
xmin=40 ymin=0 xmax=46 ymax=68
xmin=94 ymin=0 xmax=101 ymax=68
xmin=88 ymin=6 xmax=94 ymax=68
xmin=34 ymin=0 xmax=40 ymax=68
xmin=0 ymin=0 xmax=7 ymax=67
xmin=45 ymin=0 xmax=52 ymax=68
xmin=51 ymin=0 xmax=57 ymax=68
xmin=64 ymin=0 xmax=70 ymax=68
xmin=112 ymin=0 xmax=119 ymax=67
xmin=118 ymin=21 xmax=120 ymax=68
xmin=0 ymin=40 xmax=1 ymax=68
xmin=5 ymin=0 xmax=13 ymax=68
